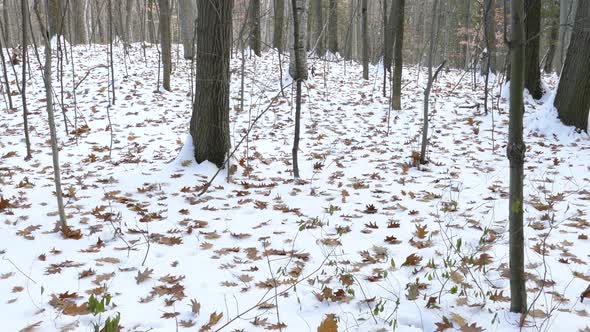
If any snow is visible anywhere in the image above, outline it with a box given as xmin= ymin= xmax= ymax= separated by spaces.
xmin=0 ymin=43 xmax=589 ymax=332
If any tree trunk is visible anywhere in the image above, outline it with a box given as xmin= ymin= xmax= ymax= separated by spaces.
xmin=290 ymin=0 xmax=306 ymax=179
xmin=554 ymin=2 xmax=590 ymax=132
xmin=273 ymin=0 xmax=285 ymax=51
xmin=391 ymin=0 xmax=404 ymax=110
xmin=190 ymin=0 xmax=233 ymax=168
xmin=556 ymin=0 xmax=577 ymax=71
xmin=420 ymin=0 xmax=439 ymax=164
xmin=544 ymin=8 xmax=559 ymax=73
xmin=508 ymin=0 xmax=527 ymax=314
xmin=482 ymin=0 xmax=495 ymax=74
xmin=69 ymin=0 xmax=87 ymax=44
xmin=22 ymin=0 xmax=32 ymax=160
xmin=2 ymin=0 xmax=12 ymax=47
xmin=311 ymin=0 xmax=324 ymax=56
xmin=158 ymin=0 xmax=172 ymax=91
xmin=289 ymin=0 xmax=307 ymax=80
xmin=249 ymin=0 xmax=262 ymax=56
xmin=43 ymin=10 xmax=68 ymax=234
xmin=361 ymin=0 xmax=368 ymax=79
xmin=178 ymin=0 xmax=196 ymax=59
xmin=328 ymin=0 xmax=338 ymax=54
xmin=524 ymin=0 xmax=542 ymax=99
xmin=147 ymin=0 xmax=156 ymax=43
xmin=48 ymin=0 xmax=63 ymax=37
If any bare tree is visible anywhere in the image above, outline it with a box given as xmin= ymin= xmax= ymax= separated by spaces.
xmin=554 ymin=1 xmax=590 ymax=132
xmin=249 ymin=0 xmax=262 ymax=55
xmin=190 ymin=0 xmax=233 ymax=168
xmin=178 ymin=0 xmax=196 ymax=59
xmin=361 ymin=0 xmax=368 ymax=79
xmin=391 ymin=0 xmax=404 ymax=110
xmin=290 ymin=0 xmax=307 ymax=179
xmin=328 ymin=0 xmax=338 ymax=54
xmin=524 ymin=0 xmax=542 ymax=99
xmin=22 ymin=0 xmax=32 ymax=160
xmin=420 ymin=0 xmax=441 ymax=165
xmin=273 ymin=0 xmax=285 ymax=51
xmin=508 ymin=0 xmax=527 ymax=314
xmin=158 ymin=0 xmax=172 ymax=91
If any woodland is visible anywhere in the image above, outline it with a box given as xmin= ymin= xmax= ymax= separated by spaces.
xmin=1 ymin=0 xmax=590 ymax=331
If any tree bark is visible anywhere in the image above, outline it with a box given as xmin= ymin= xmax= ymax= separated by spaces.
xmin=391 ymin=0 xmax=404 ymax=110
xmin=420 ymin=0 xmax=439 ymax=165
xmin=524 ymin=0 xmax=542 ymax=99
xmin=289 ymin=0 xmax=307 ymax=80
xmin=482 ymin=0 xmax=495 ymax=74
xmin=328 ymin=0 xmax=338 ymax=54
xmin=273 ymin=0 xmax=285 ymax=51
xmin=544 ymin=7 xmax=559 ymax=73
xmin=556 ymin=0 xmax=577 ymax=71
xmin=43 ymin=7 xmax=68 ymax=233
xmin=290 ymin=0 xmax=306 ymax=179
xmin=361 ymin=0 xmax=368 ymax=79
xmin=554 ymin=1 xmax=590 ymax=132
xmin=22 ymin=0 xmax=32 ymax=160
xmin=249 ymin=0 xmax=262 ymax=56
xmin=508 ymin=0 xmax=527 ymax=314
xmin=190 ymin=0 xmax=233 ymax=168
xmin=311 ymin=0 xmax=324 ymax=56
xmin=158 ymin=0 xmax=172 ymax=91
xmin=178 ymin=0 xmax=196 ymax=59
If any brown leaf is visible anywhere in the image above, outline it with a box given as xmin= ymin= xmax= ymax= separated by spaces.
xmin=434 ymin=316 xmax=453 ymax=331
xmin=402 ymin=253 xmax=422 ymax=266
xmin=161 ymin=311 xmax=180 ymax=319
xmin=199 ymin=311 xmax=223 ymax=331
xmin=317 ymin=314 xmax=338 ymax=332
xmin=266 ymin=322 xmax=288 ymax=330
xmin=135 ymin=268 xmax=154 ymax=284
xmin=190 ymin=298 xmax=201 ymax=315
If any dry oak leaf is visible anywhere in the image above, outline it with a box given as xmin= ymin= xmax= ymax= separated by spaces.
xmin=402 ymin=253 xmax=423 ymax=267
xmin=135 ymin=268 xmax=154 ymax=284
xmin=317 ymin=314 xmax=338 ymax=332
xmin=459 ymin=322 xmax=484 ymax=332
xmin=434 ymin=316 xmax=453 ymax=331
xmin=199 ymin=311 xmax=223 ymax=331
xmin=190 ymin=298 xmax=201 ymax=315
xmin=266 ymin=322 xmax=288 ymax=330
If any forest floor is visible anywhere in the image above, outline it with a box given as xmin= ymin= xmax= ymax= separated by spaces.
xmin=1 ymin=43 xmax=590 ymax=332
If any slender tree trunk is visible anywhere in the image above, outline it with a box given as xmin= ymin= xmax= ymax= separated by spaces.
xmin=328 ymin=0 xmax=338 ymax=54
xmin=147 ymin=0 xmax=156 ymax=43
xmin=249 ymin=0 xmax=262 ymax=56
xmin=554 ymin=1 xmax=590 ymax=132
xmin=158 ymin=0 xmax=172 ymax=91
xmin=524 ymin=0 xmax=542 ymax=99
xmin=43 ymin=0 xmax=68 ymax=234
xmin=544 ymin=12 xmax=558 ymax=73
xmin=361 ymin=0 xmax=368 ymax=79
xmin=391 ymin=0 xmax=404 ymax=110
xmin=290 ymin=0 xmax=307 ymax=179
xmin=190 ymin=0 xmax=233 ymax=168
xmin=508 ymin=0 xmax=527 ymax=314
xmin=482 ymin=0 xmax=495 ymax=74
xmin=22 ymin=0 xmax=32 ymax=160
xmin=178 ymin=0 xmax=196 ymax=59
xmin=420 ymin=0 xmax=439 ymax=164
xmin=273 ymin=0 xmax=285 ymax=51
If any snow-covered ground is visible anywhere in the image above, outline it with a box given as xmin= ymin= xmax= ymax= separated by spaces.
xmin=1 ymin=43 xmax=589 ymax=332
